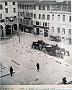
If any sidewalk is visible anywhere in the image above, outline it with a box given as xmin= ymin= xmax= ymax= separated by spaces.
xmin=54 ymin=76 xmax=72 ymax=85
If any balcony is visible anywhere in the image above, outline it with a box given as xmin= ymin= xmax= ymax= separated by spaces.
xmin=24 ymin=16 xmax=31 ymax=19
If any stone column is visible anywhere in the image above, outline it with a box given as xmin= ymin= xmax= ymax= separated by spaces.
xmin=3 ymin=25 xmax=6 ymax=37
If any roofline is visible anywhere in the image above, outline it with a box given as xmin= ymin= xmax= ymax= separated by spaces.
xmin=18 ymin=1 xmax=71 ymax=6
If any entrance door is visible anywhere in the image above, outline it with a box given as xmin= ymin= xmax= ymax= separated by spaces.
xmin=0 ymin=25 xmax=4 ymax=36
xmin=44 ymin=29 xmax=48 ymax=37
xmin=5 ymin=25 xmax=11 ymax=35
xmin=36 ymin=28 xmax=39 ymax=35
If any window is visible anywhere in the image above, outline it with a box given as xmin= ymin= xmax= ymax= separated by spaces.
xmin=20 ymin=6 xmax=21 ymax=9
xmin=30 ymin=6 xmax=33 ymax=10
xmin=58 ymin=28 xmax=60 ymax=33
xmin=39 ymin=6 xmax=41 ymax=10
xmin=25 ymin=6 xmax=26 ymax=9
xmin=34 ymin=14 xmax=36 ymax=18
xmin=6 ymin=17 xmax=9 ymax=21
xmin=63 ymin=15 xmax=65 ymax=21
xmin=39 ymin=22 xmax=41 ymax=25
xmin=47 ymin=6 xmax=50 ymax=10
xmin=13 ymin=2 xmax=15 ymax=5
xmin=31 ymin=20 xmax=33 ymax=25
xmin=39 ymin=14 xmax=41 ymax=19
xmin=20 ymin=12 xmax=22 ymax=16
xmin=47 ymin=15 xmax=50 ymax=20
xmin=28 ymin=12 xmax=30 ymax=17
xmin=45 ymin=23 xmax=47 ymax=26
xmin=5 ymin=8 xmax=8 ymax=13
xmin=36 ymin=21 xmax=39 ymax=25
xmin=23 ymin=12 xmax=24 ymax=15
xmin=26 ymin=12 xmax=28 ymax=16
xmin=69 ymin=29 xmax=71 ymax=35
xmin=69 ymin=16 xmax=71 ymax=22
xmin=58 ymin=15 xmax=60 ymax=20
xmin=62 ymin=28 xmax=65 ymax=34
xmin=52 ymin=27 xmax=54 ymax=32
xmin=48 ymin=23 xmax=49 ymax=26
xmin=31 ymin=13 xmax=33 ymax=18
xmin=23 ymin=6 xmax=25 ymax=9
xmin=14 ymin=16 xmax=16 ymax=21
xmin=43 ymin=22 xmax=44 ymax=27
xmin=42 ymin=6 xmax=45 ymax=10
xmin=42 ymin=14 xmax=45 ymax=19
xmin=13 ymin=8 xmax=16 ymax=13
xmin=0 ymin=14 xmax=2 ymax=19
xmin=34 ymin=6 xmax=36 ymax=10
xmin=0 ymin=5 xmax=2 ymax=9
xmin=22 ymin=6 xmax=24 ymax=9
xmin=20 ymin=19 xmax=22 ymax=23
xmin=18 ymin=12 xmax=19 ymax=16
xmin=52 ymin=14 xmax=54 ymax=20
xmin=27 ymin=6 xmax=28 ymax=9
xmin=14 ymin=16 xmax=16 ymax=18
xmin=5 ymin=2 xmax=7 ymax=6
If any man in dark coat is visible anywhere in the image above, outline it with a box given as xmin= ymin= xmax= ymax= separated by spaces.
xmin=62 ymin=77 xmax=67 ymax=84
xmin=10 ymin=66 xmax=13 ymax=76
xmin=36 ymin=63 xmax=40 ymax=72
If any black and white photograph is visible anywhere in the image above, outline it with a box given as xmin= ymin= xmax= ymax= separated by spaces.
xmin=0 ymin=0 xmax=72 ymax=85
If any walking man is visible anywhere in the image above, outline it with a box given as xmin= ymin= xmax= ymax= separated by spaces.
xmin=10 ymin=66 xmax=13 ymax=76
xmin=36 ymin=63 xmax=40 ymax=72
xmin=62 ymin=77 xmax=67 ymax=84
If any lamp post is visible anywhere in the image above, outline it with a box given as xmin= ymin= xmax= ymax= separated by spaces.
xmin=17 ymin=17 xmax=20 ymax=43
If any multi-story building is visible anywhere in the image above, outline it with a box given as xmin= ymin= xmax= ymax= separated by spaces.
xmin=0 ymin=0 xmax=71 ymax=44
xmin=0 ymin=0 xmax=18 ymax=37
xmin=18 ymin=0 xmax=71 ymax=44
xmin=0 ymin=2 xmax=5 ymax=37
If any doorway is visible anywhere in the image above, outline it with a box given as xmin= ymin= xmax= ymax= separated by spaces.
xmin=0 ymin=25 xmax=4 ymax=36
xmin=36 ymin=28 xmax=39 ymax=35
xmin=5 ymin=25 xmax=11 ymax=35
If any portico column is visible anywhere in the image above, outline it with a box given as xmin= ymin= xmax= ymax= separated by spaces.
xmin=11 ymin=25 xmax=12 ymax=36
xmin=3 ymin=25 xmax=6 ymax=37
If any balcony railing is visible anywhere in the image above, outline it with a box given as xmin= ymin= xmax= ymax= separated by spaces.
xmin=51 ymin=8 xmax=61 ymax=11
xmin=24 ymin=16 xmax=31 ymax=19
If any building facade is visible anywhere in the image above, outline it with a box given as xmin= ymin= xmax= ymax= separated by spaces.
xmin=0 ymin=0 xmax=71 ymax=44
xmin=0 ymin=2 xmax=5 ymax=37
xmin=0 ymin=1 xmax=18 ymax=37
xmin=18 ymin=0 xmax=71 ymax=44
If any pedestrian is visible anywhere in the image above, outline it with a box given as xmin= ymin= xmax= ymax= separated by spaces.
xmin=62 ymin=77 xmax=67 ymax=84
xmin=31 ymin=43 xmax=34 ymax=50
xmin=10 ymin=66 xmax=13 ymax=76
xmin=66 ymin=51 xmax=70 ymax=56
xmin=64 ymin=51 xmax=70 ymax=56
xmin=36 ymin=63 xmax=40 ymax=72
